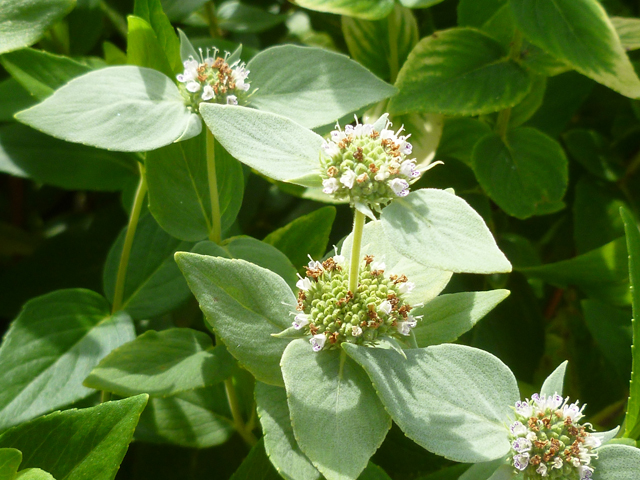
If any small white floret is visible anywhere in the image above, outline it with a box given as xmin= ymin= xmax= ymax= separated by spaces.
xmin=310 ymin=334 xmax=326 ymax=352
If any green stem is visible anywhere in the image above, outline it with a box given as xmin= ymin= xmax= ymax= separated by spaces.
xmin=112 ymin=162 xmax=147 ymax=314
xmin=224 ymin=379 xmax=257 ymax=446
xmin=495 ymin=108 xmax=512 ymax=138
xmin=387 ymin=9 xmax=399 ymax=84
xmin=348 ymin=210 xmax=366 ymax=294
xmin=206 ymin=129 xmax=222 ymax=244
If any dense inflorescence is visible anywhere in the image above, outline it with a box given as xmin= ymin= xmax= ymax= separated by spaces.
xmin=176 ymin=47 xmax=250 ymax=111
xmin=319 ymin=115 xmax=420 ymax=210
xmin=508 ymin=393 xmax=601 ymax=479
xmin=293 ymin=254 xmax=419 ymax=351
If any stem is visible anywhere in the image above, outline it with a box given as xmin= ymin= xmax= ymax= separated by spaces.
xmin=206 ymin=129 xmax=222 ymax=244
xmin=388 ymin=9 xmax=400 ymax=84
xmin=224 ymin=379 xmax=257 ymax=446
xmin=99 ymin=1 xmax=128 ymax=40
xmin=495 ymin=108 xmax=512 ymax=138
xmin=205 ymin=1 xmax=222 ymax=38
xmin=348 ymin=210 xmax=366 ymax=293
xmin=100 ymin=390 xmax=111 ymax=403
xmin=112 ymin=162 xmax=147 ymax=314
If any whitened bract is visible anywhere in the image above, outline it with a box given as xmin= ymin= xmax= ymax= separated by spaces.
xmin=320 ymin=115 xmax=419 ymax=210
xmin=509 ymin=393 xmax=601 ymax=479
xmin=293 ymin=254 xmax=418 ymax=352
xmin=177 ymin=47 xmax=251 ymax=111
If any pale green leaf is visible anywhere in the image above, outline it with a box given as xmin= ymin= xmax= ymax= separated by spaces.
xmin=126 ymin=15 xmax=174 ymax=79
xmin=612 ymin=17 xmax=640 ymax=52
xmin=281 ymin=340 xmax=391 ymax=480
xmin=0 ymin=78 xmax=35 ymax=122
xmin=343 ymin=343 xmax=518 ymax=463
xmin=134 ymin=0 xmax=181 ymax=74
xmin=16 ymin=66 xmax=198 ymax=152
xmin=292 ymin=0 xmax=394 ymax=20
xmin=399 ymin=0 xmax=444 ymax=8
xmin=592 ymin=444 xmax=640 ymax=479
xmin=459 ymin=457 xmax=510 ymax=480
xmin=540 ymin=361 xmax=568 ymax=397
xmin=0 ymin=449 xmax=21 ymax=480
xmin=15 ymin=469 xmax=55 ymax=480
xmin=0 ymin=289 xmax=135 ymax=431
xmin=380 ymin=188 xmax=512 ymax=274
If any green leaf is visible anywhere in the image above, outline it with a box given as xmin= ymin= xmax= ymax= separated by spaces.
xmin=342 ymin=4 xmax=418 ymax=81
xmin=230 ymin=439 xmax=282 ymax=480
xmin=519 ymin=237 xmax=630 ymax=306
xmin=342 ymin=220 xmax=453 ymax=306
xmin=160 ymin=0 xmax=208 ymax=21
xmin=457 ymin=0 xmax=515 ymax=47
xmin=103 ymin=213 xmax=194 ymax=319
xmin=281 ymin=340 xmax=391 ymax=480
xmin=412 ymin=290 xmax=510 ymax=347
xmin=459 ymin=457 xmax=509 ymax=480
xmin=126 ymin=15 xmax=174 ymax=79
xmin=612 ymin=17 xmax=640 ymax=52
xmin=380 ymin=188 xmax=512 ymax=274
xmin=134 ymin=0 xmax=181 ymax=74
xmin=199 ymin=104 xmax=323 ymax=186
xmin=217 ymin=1 xmax=287 ymax=33
xmin=564 ymin=131 xmax=623 ymax=183
xmin=437 ymin=117 xmax=492 ymax=165
xmin=343 ymin=343 xmax=518 ymax=463
xmin=146 ymin=128 xmax=244 ymax=241
xmin=510 ymin=0 xmax=640 ymax=98
xmin=0 ymin=124 xmax=138 ymax=191
xmin=135 ymin=383 xmax=234 ymax=448
xmin=399 ymin=0 xmax=444 ymax=8
xmin=0 ymin=78 xmax=35 ymax=122
xmin=263 ymin=207 xmax=336 ymax=270
xmin=192 ymin=237 xmax=298 ymax=290
xmin=509 ymin=75 xmax=546 ymax=127
xmin=84 ymin=328 xmax=235 ymax=397
xmin=246 ymin=45 xmax=397 ymax=129
xmin=622 ymin=207 xmax=640 ymax=439
xmin=0 ymin=0 xmax=75 ymax=54
xmin=0 ymin=289 xmax=135 ymax=431
xmin=471 ymin=127 xmax=568 ymax=219
xmin=592 ymin=444 xmax=640 ymax=479
xmin=15 ymin=469 xmax=55 ymax=480
xmin=255 ymin=382 xmax=321 ymax=480
xmin=16 ymin=66 xmax=199 ymax=152
xmin=292 ymin=0 xmax=394 ymax=20
xmin=540 ymin=360 xmax=568 ymax=397
xmin=390 ymin=28 xmax=531 ymax=116
xmin=0 ymin=395 xmax=148 ymax=480
xmin=0 ymin=449 xmax=21 ymax=480
xmin=175 ymin=253 xmax=294 ymax=386
xmin=0 ymin=48 xmax=92 ymax=100
xmin=415 ymin=465 xmax=470 ymax=480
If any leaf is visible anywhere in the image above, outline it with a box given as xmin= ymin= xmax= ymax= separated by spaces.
xmin=0 ymin=48 xmax=92 ymax=100
xmin=471 ymin=127 xmax=568 ymax=219
xmin=246 ymin=45 xmax=397 ymax=129
xmin=15 ymin=469 xmax=55 ymax=480
xmin=380 ymin=188 xmax=512 ymax=274
xmin=510 ymin=0 xmax=640 ymax=98
xmin=412 ymin=290 xmax=510 ymax=347
xmin=15 ymin=66 xmax=199 ymax=152
xmin=0 ymin=449 xmax=21 ymax=480
xmin=612 ymin=17 xmax=640 ymax=52
xmin=564 ymin=131 xmax=623 ymax=182
xmin=134 ymin=0 xmax=181 ymax=74
xmin=135 ymin=383 xmax=234 ymax=448
xmin=0 ymin=124 xmax=138 ymax=191
xmin=0 ymin=289 xmax=135 ymax=431
xmin=457 ymin=0 xmax=515 ymax=47
xmin=175 ymin=253 xmax=294 ymax=386
xmin=540 ymin=361 xmax=568 ymax=397
xmin=84 ymin=328 xmax=235 ymax=397
xmin=592 ymin=444 xmax=640 ymax=479
xmin=160 ymin=0 xmax=209 ymax=21
xmin=199 ymin=104 xmax=323 ymax=186
xmin=519 ymin=237 xmax=630 ymax=306
xmin=103 ymin=213 xmax=194 ymax=319
xmin=622 ymin=208 xmax=640 ymax=439
xmin=230 ymin=439 xmax=282 ymax=480
xmin=0 ymin=78 xmax=35 ymax=122
xmin=146 ymin=128 xmax=244 ymax=241
xmin=509 ymin=75 xmax=546 ymax=127
xmin=341 ymin=220 xmax=453 ymax=306
xmin=390 ymin=28 xmax=531 ymax=116
xmin=459 ymin=457 xmax=509 ymax=480
xmin=357 ymin=464 xmax=392 ymax=480
xmin=343 ymin=343 xmax=518 ymax=463
xmin=126 ymin=16 xmax=174 ymax=79
xmin=0 ymin=0 xmax=75 ymax=54
xmin=437 ymin=117 xmax=492 ymax=165
xmin=399 ymin=0 xmax=444 ymax=8
xmin=255 ymin=382 xmax=321 ymax=480
xmin=263 ymin=207 xmax=336 ymax=269
xmin=342 ymin=4 xmax=418 ymax=81
xmin=281 ymin=340 xmax=391 ymax=480
xmin=291 ymin=0 xmax=394 ymax=20
xmin=217 ymin=1 xmax=287 ymax=33
xmin=0 ymin=395 xmax=148 ymax=480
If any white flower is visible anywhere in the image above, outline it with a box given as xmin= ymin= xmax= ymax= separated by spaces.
xmin=232 ymin=65 xmax=250 ymax=91
xmin=553 ymin=457 xmax=563 ymax=469
xmin=322 ymin=178 xmax=339 ymax=194
xmin=296 ymin=277 xmax=312 ymax=291
xmin=378 ymin=300 xmax=392 ymax=315
xmin=226 ymin=95 xmax=238 ymax=105
xmin=333 ymin=254 xmax=346 ymax=266
xmin=310 ymin=334 xmax=326 ymax=352
xmin=563 ymin=401 xmax=586 ymax=422
xmin=331 ymin=129 xmax=346 ymax=142
xmin=340 ymin=170 xmax=356 ymax=189
xmin=536 ymin=464 xmax=548 ymax=477
xmin=512 ymin=437 xmax=532 ymax=453
xmin=186 ymin=81 xmax=201 ymax=93
xmin=374 ymin=167 xmax=389 ymax=182
xmin=370 ymin=261 xmax=385 ymax=271
xmin=201 ymin=85 xmax=215 ymax=101
xmin=510 ymin=421 xmax=528 ymax=436
xmin=513 ymin=453 xmax=530 ymax=471
xmin=307 ymin=257 xmax=323 ymax=270
xmin=177 ymin=58 xmax=199 ymax=83
xmin=293 ymin=313 xmax=310 ymax=330
xmin=400 ymin=159 xmax=420 ymax=178
xmin=515 ymin=400 xmax=533 ymax=418
xmin=398 ymin=281 xmax=415 ymax=295
xmin=396 ymin=321 xmax=412 ymax=336
xmin=351 ymin=326 xmax=363 ymax=337
xmin=380 ymin=129 xmax=397 ymax=141
xmin=321 ymin=141 xmax=340 ymax=158
xmin=389 ymin=178 xmax=409 ymax=197
xmin=579 ymin=465 xmax=594 ymax=479
xmin=584 ymin=435 xmax=601 ymax=449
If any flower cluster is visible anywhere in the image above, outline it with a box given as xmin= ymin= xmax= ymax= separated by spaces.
xmin=508 ymin=393 xmax=601 ymax=479
xmin=177 ymin=48 xmax=250 ymax=111
xmin=319 ymin=115 xmax=419 ymax=210
xmin=293 ymin=253 xmax=419 ymax=352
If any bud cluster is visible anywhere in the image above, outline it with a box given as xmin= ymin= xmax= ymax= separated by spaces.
xmin=293 ymin=254 xmax=419 ymax=352
xmin=319 ymin=115 xmax=419 ymax=210
xmin=176 ymin=48 xmax=250 ymax=111
xmin=508 ymin=393 xmax=601 ymax=480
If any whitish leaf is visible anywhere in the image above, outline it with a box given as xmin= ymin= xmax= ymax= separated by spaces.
xmin=540 ymin=361 xmax=568 ymax=397
xmin=592 ymin=444 xmax=640 ymax=479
